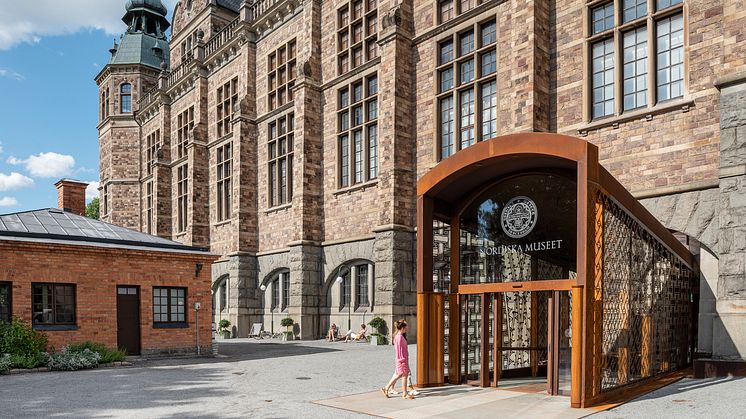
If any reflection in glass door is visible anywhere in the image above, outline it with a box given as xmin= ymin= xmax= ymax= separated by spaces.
xmin=557 ymin=290 xmax=572 ymax=395
xmin=462 ymin=294 xmax=482 ymax=384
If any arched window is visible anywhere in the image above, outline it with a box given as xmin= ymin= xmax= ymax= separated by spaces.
xmin=334 ymin=261 xmax=374 ymax=310
xmin=264 ymin=270 xmax=290 ymax=312
xmin=219 ymin=280 xmax=228 ymax=312
xmin=120 ymin=83 xmax=132 ymax=113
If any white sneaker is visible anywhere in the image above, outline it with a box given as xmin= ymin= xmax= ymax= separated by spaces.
xmin=409 ymin=389 xmax=420 ymax=396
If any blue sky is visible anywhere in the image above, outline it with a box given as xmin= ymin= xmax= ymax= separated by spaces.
xmin=0 ymin=0 xmax=178 ymax=212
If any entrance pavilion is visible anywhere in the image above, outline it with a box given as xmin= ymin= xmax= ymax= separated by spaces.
xmin=415 ymin=133 xmax=698 ymax=408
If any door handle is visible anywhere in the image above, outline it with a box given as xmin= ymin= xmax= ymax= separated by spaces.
xmin=512 ymin=284 xmax=523 ymax=288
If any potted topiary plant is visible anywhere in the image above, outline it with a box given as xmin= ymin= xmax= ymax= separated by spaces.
xmin=368 ymin=317 xmax=388 ymax=346
xmin=218 ymin=319 xmax=232 ymax=339
xmin=280 ymin=317 xmax=294 ymax=341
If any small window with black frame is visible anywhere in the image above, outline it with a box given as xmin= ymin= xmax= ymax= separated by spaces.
xmin=153 ymin=287 xmax=187 ymax=327
xmin=32 ymin=283 xmax=76 ymax=327
xmin=0 ymin=282 xmax=11 ymax=323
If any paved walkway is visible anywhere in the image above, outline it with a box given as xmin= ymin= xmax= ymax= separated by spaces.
xmin=316 ymin=385 xmax=597 ymax=419
xmin=0 ymin=339 xmax=744 ymax=418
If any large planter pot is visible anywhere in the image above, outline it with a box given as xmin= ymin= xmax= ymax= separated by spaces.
xmin=282 ymin=331 xmax=294 ymax=341
xmin=221 ymin=331 xmax=231 ymax=339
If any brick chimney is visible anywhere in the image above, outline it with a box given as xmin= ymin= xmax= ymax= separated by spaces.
xmin=54 ymin=179 xmax=88 ymax=216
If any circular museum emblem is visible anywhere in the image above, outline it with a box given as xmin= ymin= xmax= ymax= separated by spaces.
xmin=501 ymin=196 xmax=538 ymax=239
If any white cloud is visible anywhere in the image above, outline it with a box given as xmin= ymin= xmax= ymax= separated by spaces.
xmin=7 ymin=152 xmax=76 ymax=178
xmin=0 ymin=68 xmax=24 ymax=80
xmin=0 ymin=197 xmax=18 ymax=207
xmin=0 ymin=172 xmax=34 ymax=191
xmin=0 ymin=0 xmax=177 ymax=51
xmin=85 ymin=181 xmax=100 ymax=202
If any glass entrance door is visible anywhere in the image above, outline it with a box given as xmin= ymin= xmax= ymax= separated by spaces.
xmin=460 ymin=289 xmax=569 ymax=395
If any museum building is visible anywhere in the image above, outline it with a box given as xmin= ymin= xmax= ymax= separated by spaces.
xmin=95 ymin=0 xmax=746 ymax=394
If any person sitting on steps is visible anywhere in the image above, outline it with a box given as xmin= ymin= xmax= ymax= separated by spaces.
xmin=344 ymin=324 xmax=367 ymax=342
xmin=327 ymin=323 xmax=338 ymax=342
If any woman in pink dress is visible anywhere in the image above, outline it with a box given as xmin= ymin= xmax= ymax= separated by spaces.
xmin=381 ymin=319 xmax=415 ymax=399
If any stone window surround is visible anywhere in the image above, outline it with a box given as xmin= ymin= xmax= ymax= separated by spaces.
xmin=434 ymin=14 xmax=498 ymax=161
xmin=268 ymin=111 xmax=295 ymax=208
xmin=120 ymin=82 xmax=133 ymax=114
xmin=336 ymin=72 xmax=379 ymax=189
xmin=145 ymin=180 xmax=154 ymax=234
xmin=101 ymin=87 xmax=110 ymax=121
xmin=145 ymin=129 xmax=160 ymax=176
xmin=336 ymin=0 xmax=378 ymax=77
xmin=176 ymin=106 xmax=195 ymax=160
xmin=583 ymin=0 xmax=686 ymax=123
xmin=176 ymin=163 xmax=189 ymax=234
xmin=335 ymin=262 xmax=375 ymax=311
xmin=216 ymin=141 xmax=233 ymax=222
xmin=263 ymin=270 xmax=290 ymax=313
xmin=437 ymin=0 xmax=484 ymax=25
xmin=267 ymin=39 xmax=297 ymax=112
xmin=217 ymin=77 xmax=239 ymax=138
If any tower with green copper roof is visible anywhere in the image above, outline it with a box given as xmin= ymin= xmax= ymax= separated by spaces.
xmin=95 ymin=0 xmax=172 ymax=230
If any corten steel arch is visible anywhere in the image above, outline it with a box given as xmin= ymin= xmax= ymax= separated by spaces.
xmin=415 ymin=133 xmax=696 ymax=408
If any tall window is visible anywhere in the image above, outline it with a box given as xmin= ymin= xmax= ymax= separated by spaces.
xmin=337 ymin=0 xmax=378 ymax=76
xmin=338 ymin=74 xmax=378 ymax=188
xmin=282 ymin=272 xmax=290 ymax=310
xmin=177 ymin=107 xmax=194 ymax=159
xmin=438 ymin=0 xmax=483 ymax=23
xmin=356 ymin=264 xmax=369 ymax=307
xmin=120 ymin=83 xmax=132 ymax=113
xmin=268 ymin=113 xmax=294 ymax=207
xmin=219 ymin=281 xmax=227 ymax=312
xmin=101 ymin=88 xmax=110 ymax=120
xmin=341 ymin=272 xmax=351 ymax=308
xmin=588 ymin=1 xmax=684 ymax=120
xmin=437 ymin=18 xmax=497 ymax=160
xmin=32 ymin=283 xmax=75 ymax=326
xmin=217 ymin=78 xmax=239 ymax=138
xmin=268 ymin=39 xmax=296 ymax=111
xmin=0 ymin=282 xmax=11 ymax=323
xmin=146 ymin=130 xmax=159 ymax=176
xmin=153 ymin=287 xmax=186 ymax=325
xmin=145 ymin=181 xmax=153 ymax=234
xmin=103 ymin=184 xmax=109 ymax=215
xmin=271 ymin=278 xmax=280 ymax=310
xmin=217 ymin=143 xmax=232 ymax=221
xmin=177 ymin=164 xmax=188 ymax=233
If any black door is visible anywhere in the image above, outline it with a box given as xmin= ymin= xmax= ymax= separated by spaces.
xmin=117 ymin=286 xmax=141 ymax=355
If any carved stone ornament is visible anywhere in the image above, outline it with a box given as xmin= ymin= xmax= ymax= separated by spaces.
xmin=382 ymin=6 xmax=401 ymax=30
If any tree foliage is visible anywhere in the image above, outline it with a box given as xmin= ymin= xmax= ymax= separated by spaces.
xmin=85 ymin=198 xmax=100 ymax=220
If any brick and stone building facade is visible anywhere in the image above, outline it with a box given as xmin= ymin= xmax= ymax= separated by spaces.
xmin=97 ymin=0 xmax=745 ymax=366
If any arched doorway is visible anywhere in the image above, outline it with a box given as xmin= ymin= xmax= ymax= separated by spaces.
xmin=416 ymin=133 xmax=698 ymax=408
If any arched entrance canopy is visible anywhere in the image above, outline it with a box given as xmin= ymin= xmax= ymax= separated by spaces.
xmin=416 ymin=133 xmax=697 ymax=409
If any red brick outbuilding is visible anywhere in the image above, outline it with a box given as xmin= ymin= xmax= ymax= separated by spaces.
xmin=0 ymin=181 xmax=217 ymax=356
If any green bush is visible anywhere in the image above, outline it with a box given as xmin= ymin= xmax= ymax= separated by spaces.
xmin=0 ymin=353 xmax=11 ymax=373
xmin=48 ymin=348 xmax=101 ymax=371
xmin=0 ymin=318 xmax=48 ymax=368
xmin=281 ymin=317 xmax=294 ymax=328
xmin=218 ymin=319 xmax=231 ymax=333
xmin=368 ymin=317 xmax=387 ymax=333
xmin=67 ymin=341 xmax=126 ymax=364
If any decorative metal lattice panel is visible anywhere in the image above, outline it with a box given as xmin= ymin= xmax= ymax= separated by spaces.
xmin=598 ymin=194 xmax=694 ymax=392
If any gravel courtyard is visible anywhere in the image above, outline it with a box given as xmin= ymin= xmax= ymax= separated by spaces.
xmin=1 ymin=339 xmax=745 ymax=418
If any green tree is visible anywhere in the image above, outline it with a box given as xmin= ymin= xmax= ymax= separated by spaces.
xmin=85 ymin=198 xmax=100 ymax=220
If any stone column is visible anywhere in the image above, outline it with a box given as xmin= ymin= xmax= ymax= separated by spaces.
xmin=288 ymin=243 xmax=322 ymax=339
xmin=712 ymin=73 xmax=746 ymax=363
xmin=373 ymin=226 xmax=417 ymax=341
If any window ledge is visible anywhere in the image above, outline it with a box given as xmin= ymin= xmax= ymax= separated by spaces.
xmin=355 ymin=306 xmax=371 ymax=313
xmin=33 ymin=325 xmax=78 ymax=331
xmin=578 ymin=98 xmax=695 ymax=136
xmin=265 ymin=203 xmax=292 ymax=215
xmin=213 ymin=219 xmax=232 ymax=228
xmin=154 ymin=322 xmax=189 ymax=329
xmin=333 ymin=179 xmax=379 ymax=197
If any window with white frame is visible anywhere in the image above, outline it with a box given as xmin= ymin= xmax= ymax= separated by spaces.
xmin=437 ymin=18 xmax=497 ymax=160
xmin=217 ymin=142 xmax=232 ymax=221
xmin=588 ymin=0 xmax=684 ymax=120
